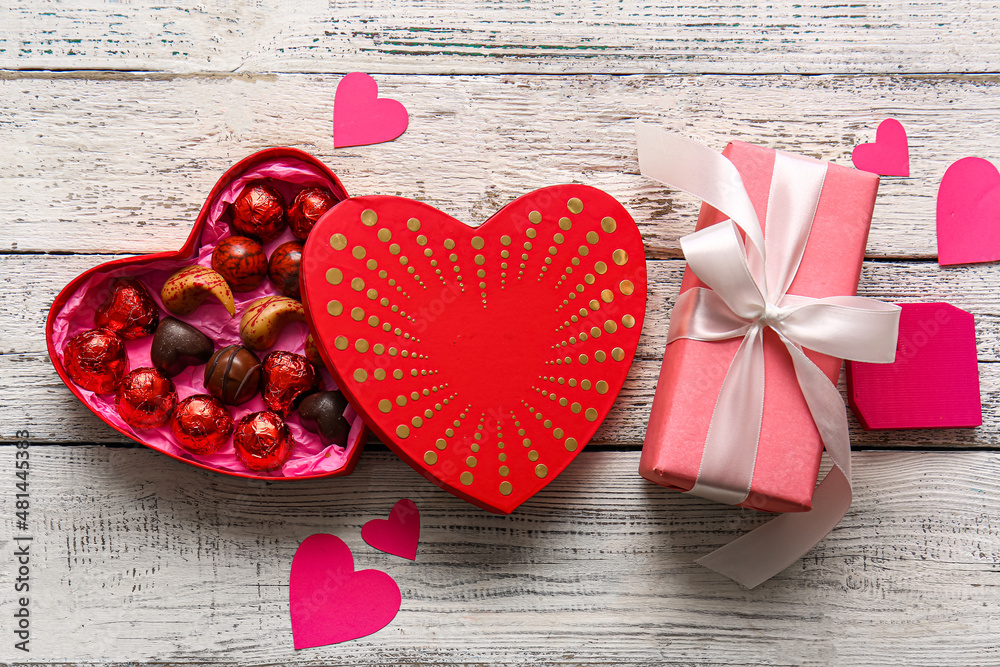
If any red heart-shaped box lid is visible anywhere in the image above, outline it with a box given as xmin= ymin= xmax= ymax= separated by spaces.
xmin=46 ymin=148 xmax=369 ymax=480
xmin=301 ymin=186 xmax=647 ymax=513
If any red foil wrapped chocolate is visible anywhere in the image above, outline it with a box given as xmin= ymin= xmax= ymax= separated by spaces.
xmin=288 ymin=187 xmax=339 ymax=240
xmin=115 ymin=367 xmax=178 ymax=429
xmin=233 ymin=411 xmax=295 ymax=471
xmin=64 ymin=328 xmax=129 ymax=393
xmin=94 ymin=278 xmax=160 ymax=339
xmin=212 ymin=236 xmax=269 ymax=292
xmin=230 ymin=181 xmax=286 ymax=242
xmin=171 ymin=394 xmax=234 ymax=455
xmin=267 ymin=240 xmax=304 ymax=299
xmin=261 ymin=351 xmax=318 ymax=417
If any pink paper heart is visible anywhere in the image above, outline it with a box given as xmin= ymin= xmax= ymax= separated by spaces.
xmin=333 ymin=72 xmax=409 ymax=148
xmin=362 ymin=499 xmax=421 ymax=561
xmin=852 ymin=118 xmax=910 ymax=176
xmin=289 ymin=533 xmax=401 ymax=649
xmin=937 ymin=156 xmax=1000 ymax=265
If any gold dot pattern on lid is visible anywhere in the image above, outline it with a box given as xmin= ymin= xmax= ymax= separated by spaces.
xmin=571 ymin=402 xmax=582 ymax=414
xmin=354 ymin=368 xmax=368 ymax=382
xmin=500 ymin=235 xmax=512 ymax=246
xmin=355 ymin=338 xmax=369 ymax=353
xmin=565 ymin=437 xmax=579 ymax=452
xmin=360 ymin=209 xmax=378 ymax=226
xmin=619 ymin=279 xmax=634 ymax=295
xmin=388 ymin=243 xmax=400 ymax=255
xmin=601 ymin=289 xmax=614 ymax=303
xmin=334 ymin=336 xmax=349 ymax=350
xmin=585 ymin=408 xmax=598 ymax=422
xmin=330 ymin=234 xmax=347 ymax=250
xmin=367 ymin=258 xmax=378 ymax=270
xmin=595 ymin=350 xmax=607 ymax=362
xmin=352 ymin=246 xmax=366 ymax=260
xmin=424 ymin=451 xmax=438 ymax=465
xmin=586 ymin=231 xmax=599 ymax=244
xmin=612 ymin=347 xmax=625 ymax=361
xmin=351 ymin=307 xmax=364 ymax=321
xmin=466 ymin=456 xmax=477 ymax=468
xmin=601 ymin=216 xmax=617 ymax=233
xmin=622 ymin=314 xmax=636 ymax=328
xmin=528 ymin=450 xmax=539 ymax=462
xmin=393 ymin=369 xmax=404 ymax=379
xmin=595 ymin=261 xmax=608 ymax=275
xmin=460 ymin=471 xmax=474 ymax=486
xmin=471 ymin=236 xmax=485 ymax=250
xmin=596 ymin=380 xmax=609 ymax=394
xmin=327 ymin=300 xmax=343 ymax=316
xmin=396 ymin=425 xmax=410 ymax=438
xmin=444 ymin=238 xmax=456 ymax=250
xmin=558 ymin=217 xmax=572 ymax=231
xmin=567 ymin=198 xmax=583 ymax=214
xmin=407 ymin=217 xmax=421 ymax=232
xmin=377 ymin=228 xmax=391 ymax=242
xmin=605 ymin=320 xmax=618 ymax=333
xmin=535 ymin=464 xmax=548 ymax=478
xmin=528 ymin=211 xmax=542 ymax=224
xmin=326 ymin=268 xmax=343 ymax=284
xmin=351 ymin=277 xmax=365 ymax=291
xmin=613 ymin=249 xmax=628 ymax=265
xmin=378 ymin=399 xmax=392 ymax=413
xmin=474 ymin=254 xmax=485 ymax=265
xmin=436 ymin=438 xmax=447 ymax=450
xmin=499 ymin=466 xmax=510 ymax=476
xmin=374 ymin=369 xmax=386 ymax=380
xmin=499 ymin=481 xmax=513 ymax=496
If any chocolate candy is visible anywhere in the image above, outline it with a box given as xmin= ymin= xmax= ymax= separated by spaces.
xmin=233 ymin=411 xmax=295 ymax=471
xmin=115 ymin=367 xmax=178 ymax=429
xmin=204 ymin=344 xmax=262 ymax=405
xmin=212 ymin=236 xmax=268 ymax=292
xmin=288 ymin=187 xmax=338 ymax=240
xmin=267 ymin=240 xmax=304 ymax=299
xmin=303 ymin=333 xmax=326 ymax=370
xmin=230 ymin=181 xmax=286 ymax=242
xmin=171 ymin=394 xmax=234 ymax=455
xmin=94 ymin=278 xmax=159 ymax=340
xmin=150 ymin=317 xmax=215 ymax=377
xmin=63 ymin=328 xmax=129 ymax=393
xmin=261 ymin=351 xmax=318 ymax=417
xmin=298 ymin=391 xmax=351 ymax=447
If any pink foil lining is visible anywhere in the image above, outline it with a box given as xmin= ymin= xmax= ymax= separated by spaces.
xmin=51 ymin=158 xmax=363 ymax=477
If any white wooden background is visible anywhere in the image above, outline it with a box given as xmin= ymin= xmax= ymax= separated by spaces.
xmin=2 ymin=2 xmax=1000 ymax=665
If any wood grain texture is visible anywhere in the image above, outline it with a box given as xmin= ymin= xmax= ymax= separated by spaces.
xmin=8 ymin=253 xmax=996 ymax=448
xmin=0 ymin=447 xmax=998 ymax=666
xmin=3 ymin=73 xmax=998 ymax=258
xmin=3 ymin=0 xmax=1000 ymax=76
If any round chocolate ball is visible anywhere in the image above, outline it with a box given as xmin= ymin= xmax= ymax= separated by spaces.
xmin=94 ymin=278 xmax=160 ymax=340
xmin=267 ymin=240 xmax=304 ymax=300
xmin=230 ymin=181 xmax=286 ymax=242
xmin=233 ymin=411 xmax=295 ymax=471
xmin=204 ymin=344 xmax=262 ymax=405
xmin=261 ymin=350 xmax=318 ymax=417
xmin=150 ymin=317 xmax=215 ymax=377
xmin=171 ymin=394 xmax=234 ymax=455
xmin=288 ymin=187 xmax=338 ymax=240
xmin=63 ymin=328 xmax=129 ymax=394
xmin=212 ymin=236 xmax=268 ymax=292
xmin=115 ymin=367 xmax=178 ymax=429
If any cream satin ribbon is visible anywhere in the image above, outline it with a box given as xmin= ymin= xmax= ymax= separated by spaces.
xmin=636 ymin=122 xmax=901 ymax=588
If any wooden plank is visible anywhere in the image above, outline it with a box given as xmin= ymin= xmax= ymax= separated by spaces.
xmin=0 ymin=446 xmax=998 ymax=665
xmin=2 ymin=73 xmax=997 ymax=259
xmin=3 ymin=0 xmax=1000 ymax=75
xmin=7 ymin=253 xmax=997 ymax=447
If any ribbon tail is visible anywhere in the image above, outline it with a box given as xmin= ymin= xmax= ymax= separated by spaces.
xmin=696 ymin=338 xmax=853 ymax=588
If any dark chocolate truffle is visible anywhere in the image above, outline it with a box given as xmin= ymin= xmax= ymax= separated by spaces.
xmin=151 ymin=317 xmax=215 ymax=377
xmin=298 ymin=391 xmax=351 ymax=448
xmin=204 ymin=344 xmax=262 ymax=405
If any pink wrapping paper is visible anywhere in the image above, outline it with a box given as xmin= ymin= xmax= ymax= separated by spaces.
xmin=640 ymin=141 xmax=880 ymax=513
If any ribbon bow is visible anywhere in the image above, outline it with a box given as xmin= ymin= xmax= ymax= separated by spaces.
xmin=636 ymin=122 xmax=901 ymax=588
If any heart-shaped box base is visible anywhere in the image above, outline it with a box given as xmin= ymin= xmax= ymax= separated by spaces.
xmin=47 ymin=148 xmax=368 ymax=480
xmin=302 ymin=185 xmax=646 ymax=512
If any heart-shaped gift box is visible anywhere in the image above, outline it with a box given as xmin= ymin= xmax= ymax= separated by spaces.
xmin=47 ymin=148 xmax=369 ymax=480
xmin=302 ymin=186 xmax=647 ymax=512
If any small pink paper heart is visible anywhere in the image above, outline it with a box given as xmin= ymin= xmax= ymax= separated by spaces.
xmin=937 ymin=156 xmax=1000 ymax=265
xmin=362 ymin=499 xmax=420 ymax=561
xmin=852 ymin=118 xmax=910 ymax=176
xmin=333 ymin=72 xmax=409 ymax=148
xmin=289 ymin=533 xmax=401 ymax=649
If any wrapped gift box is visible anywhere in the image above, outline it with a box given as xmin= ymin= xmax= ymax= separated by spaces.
xmin=639 ymin=140 xmax=880 ymax=513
